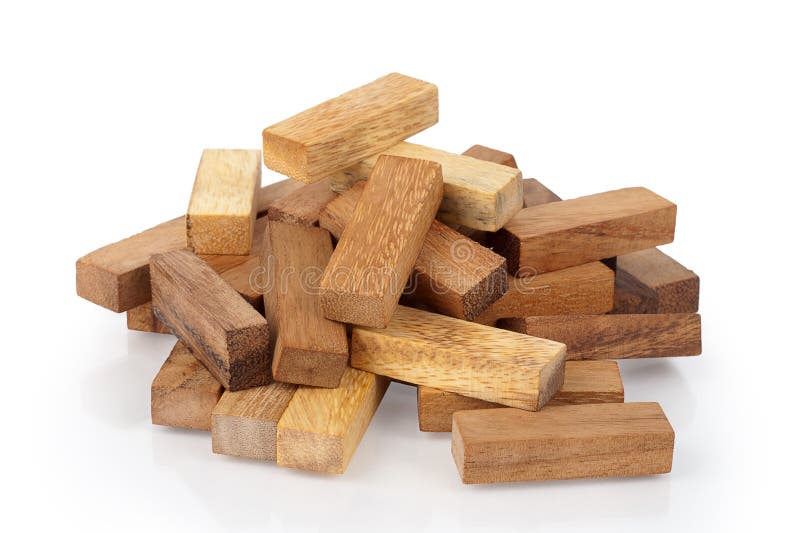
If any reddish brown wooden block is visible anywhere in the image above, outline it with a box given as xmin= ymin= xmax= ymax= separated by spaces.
xmin=613 ymin=248 xmax=700 ymax=314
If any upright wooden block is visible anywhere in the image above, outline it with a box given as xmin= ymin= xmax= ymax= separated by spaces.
xmin=492 ymin=187 xmax=677 ymax=275
xmin=186 ymin=149 xmax=262 ymax=255
xmin=266 ymin=177 xmax=338 ymax=226
xmin=613 ymin=248 xmax=700 ymax=314
xmin=262 ymin=73 xmax=438 ymax=183
xmin=320 ymin=181 xmax=508 ymax=321
xmin=330 ymin=142 xmax=523 ymax=231
xmin=461 ymin=144 xmax=517 ymax=168
xmin=211 ymin=382 xmax=297 ymax=461
xmin=501 ymin=313 xmax=702 ymax=360
xmin=319 ymin=156 xmax=443 ymax=328
xmin=452 ymin=403 xmax=674 ymax=484
xmin=351 ymin=306 xmax=566 ymax=411
xmin=262 ymin=221 xmax=349 ymax=388
xmin=418 ymin=361 xmax=624 ymax=432
xmin=276 ymin=368 xmax=389 ymax=474
xmin=151 ymin=341 xmax=224 ymax=431
xmin=150 ymin=249 xmax=270 ymax=391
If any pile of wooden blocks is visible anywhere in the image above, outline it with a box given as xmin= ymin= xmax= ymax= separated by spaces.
xmin=76 ymin=73 xmax=701 ymax=483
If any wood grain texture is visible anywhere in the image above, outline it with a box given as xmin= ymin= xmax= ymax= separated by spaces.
xmin=500 ymin=313 xmax=702 ymax=360
xmin=452 ymin=403 xmax=674 ymax=484
xmin=418 ymin=361 xmax=624 ymax=432
xmin=321 ymin=181 xmax=508 ymax=321
xmin=522 ymin=177 xmax=561 ymax=207
xmin=266 ymin=177 xmax=338 ymax=227
xmin=262 ymin=221 xmax=348 ymax=387
xmin=150 ymin=249 xmax=271 ymax=391
xmin=151 ymin=341 xmax=223 ymax=431
xmin=330 ymin=142 xmax=523 ymax=231
xmin=211 ymin=381 xmax=297 ymax=461
xmin=492 ymin=187 xmax=677 ymax=275
xmin=319 ymin=155 xmax=443 ymax=328
xmin=186 ymin=149 xmax=262 ymax=255
xmin=472 ymin=262 xmax=615 ymax=326
xmin=461 ymin=144 xmax=517 ymax=169
xmin=276 ymin=368 xmax=389 ymax=474
xmin=257 ymin=179 xmax=305 ymax=217
xmin=262 ymin=73 xmax=438 ymax=183
xmin=128 ymin=302 xmax=171 ymax=334
xmin=351 ymin=305 xmax=566 ymax=411
xmin=613 ymin=248 xmax=700 ymax=314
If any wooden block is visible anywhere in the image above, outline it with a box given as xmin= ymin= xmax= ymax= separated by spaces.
xmin=613 ymin=248 xmax=700 ymax=314
xmin=211 ymin=381 xmax=297 ymax=461
xmin=418 ymin=361 xmax=624 ymax=432
xmin=151 ymin=341 xmax=223 ymax=431
xmin=319 ymin=156 xmax=443 ymax=328
xmin=351 ymin=305 xmax=566 ymax=411
xmin=321 ymin=181 xmax=508 ymax=321
xmin=472 ymin=262 xmax=614 ymax=326
xmin=186 ymin=149 xmax=261 ymax=255
xmin=150 ymin=249 xmax=271 ymax=391
xmin=256 ymin=178 xmax=305 ymax=217
xmin=522 ymin=177 xmax=561 ymax=207
xmin=266 ymin=177 xmax=338 ymax=226
xmin=452 ymin=403 xmax=674 ymax=484
xmin=262 ymin=73 xmax=438 ymax=183
xmin=500 ymin=313 xmax=702 ymax=360
xmin=262 ymin=221 xmax=348 ymax=387
xmin=492 ymin=187 xmax=677 ymax=275
xmin=330 ymin=142 xmax=523 ymax=231
xmin=276 ymin=368 xmax=389 ymax=474
xmin=461 ymin=144 xmax=517 ymax=169
xmin=127 ymin=302 xmax=171 ymax=334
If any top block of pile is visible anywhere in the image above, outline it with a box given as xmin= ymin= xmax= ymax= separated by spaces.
xmin=261 ymin=73 xmax=438 ymax=183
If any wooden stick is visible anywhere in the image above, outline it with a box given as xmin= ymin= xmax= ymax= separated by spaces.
xmin=151 ymin=341 xmax=223 ymax=431
xmin=276 ymin=368 xmax=389 ymax=474
xmin=351 ymin=305 xmax=566 ymax=411
xmin=262 ymin=221 xmax=349 ymax=387
xmin=262 ymin=73 xmax=438 ymax=183
xmin=492 ymin=187 xmax=677 ymax=275
xmin=522 ymin=177 xmax=561 ymax=207
xmin=613 ymin=248 xmax=700 ymax=314
xmin=266 ymin=177 xmax=338 ymax=227
xmin=461 ymin=144 xmax=517 ymax=169
xmin=500 ymin=313 xmax=702 ymax=360
xmin=330 ymin=142 xmax=523 ymax=231
xmin=418 ymin=361 xmax=624 ymax=432
xmin=186 ymin=149 xmax=261 ymax=255
xmin=319 ymin=155 xmax=443 ymax=328
xmin=128 ymin=302 xmax=171 ymax=334
xmin=211 ymin=382 xmax=297 ymax=461
xmin=150 ymin=249 xmax=271 ymax=391
xmin=256 ymin=179 xmax=305 ymax=217
xmin=452 ymin=403 xmax=674 ymax=483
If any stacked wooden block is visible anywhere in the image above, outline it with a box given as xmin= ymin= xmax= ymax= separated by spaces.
xmin=76 ymin=73 xmax=701 ymax=483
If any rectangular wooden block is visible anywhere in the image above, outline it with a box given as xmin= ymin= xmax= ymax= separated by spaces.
xmin=613 ymin=248 xmax=700 ymax=314
xmin=452 ymin=403 xmax=674 ymax=484
xmin=211 ymin=381 xmax=297 ymax=461
xmin=351 ymin=305 xmax=566 ymax=411
xmin=266 ymin=177 xmax=338 ymax=226
xmin=150 ymin=249 xmax=271 ymax=391
xmin=276 ymin=368 xmax=389 ymax=474
xmin=321 ymin=181 xmax=508 ymax=321
xmin=522 ymin=177 xmax=561 ymax=207
xmin=128 ymin=302 xmax=171 ymax=334
xmin=319 ymin=155 xmax=443 ymax=328
xmin=262 ymin=73 xmax=438 ymax=183
xmin=256 ymin=178 xmax=305 ymax=217
xmin=151 ymin=341 xmax=224 ymax=431
xmin=461 ymin=144 xmax=517 ymax=169
xmin=330 ymin=142 xmax=523 ymax=231
xmin=418 ymin=361 xmax=624 ymax=432
xmin=492 ymin=187 xmax=677 ymax=275
xmin=500 ymin=313 xmax=702 ymax=360
xmin=262 ymin=221 xmax=349 ymax=387
xmin=186 ymin=149 xmax=262 ymax=255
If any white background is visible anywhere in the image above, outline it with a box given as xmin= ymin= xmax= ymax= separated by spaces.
xmin=2 ymin=1 xmax=798 ymax=531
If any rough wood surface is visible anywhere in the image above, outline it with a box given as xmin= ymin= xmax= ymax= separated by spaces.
xmin=461 ymin=144 xmax=517 ymax=169
xmin=522 ymin=177 xmax=561 ymax=207
xmin=321 ymin=181 xmax=508 ymax=321
xmin=150 ymin=249 xmax=271 ymax=391
xmin=151 ymin=341 xmax=223 ymax=431
xmin=186 ymin=149 xmax=261 ymax=255
xmin=262 ymin=73 xmax=438 ymax=183
xmin=351 ymin=305 xmax=566 ymax=411
xmin=501 ymin=313 xmax=702 ymax=360
xmin=492 ymin=187 xmax=677 ymax=275
xmin=452 ymin=403 xmax=674 ymax=483
xmin=330 ymin=142 xmax=523 ymax=231
xmin=613 ymin=248 xmax=700 ymax=314
xmin=128 ymin=302 xmax=171 ymax=334
xmin=257 ymin=179 xmax=305 ymax=217
xmin=211 ymin=381 xmax=297 ymax=461
xmin=418 ymin=361 xmax=624 ymax=432
xmin=319 ymin=155 xmax=443 ymax=328
xmin=262 ymin=221 xmax=349 ymax=387
xmin=276 ymin=368 xmax=389 ymax=474
xmin=266 ymin=177 xmax=338 ymax=227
